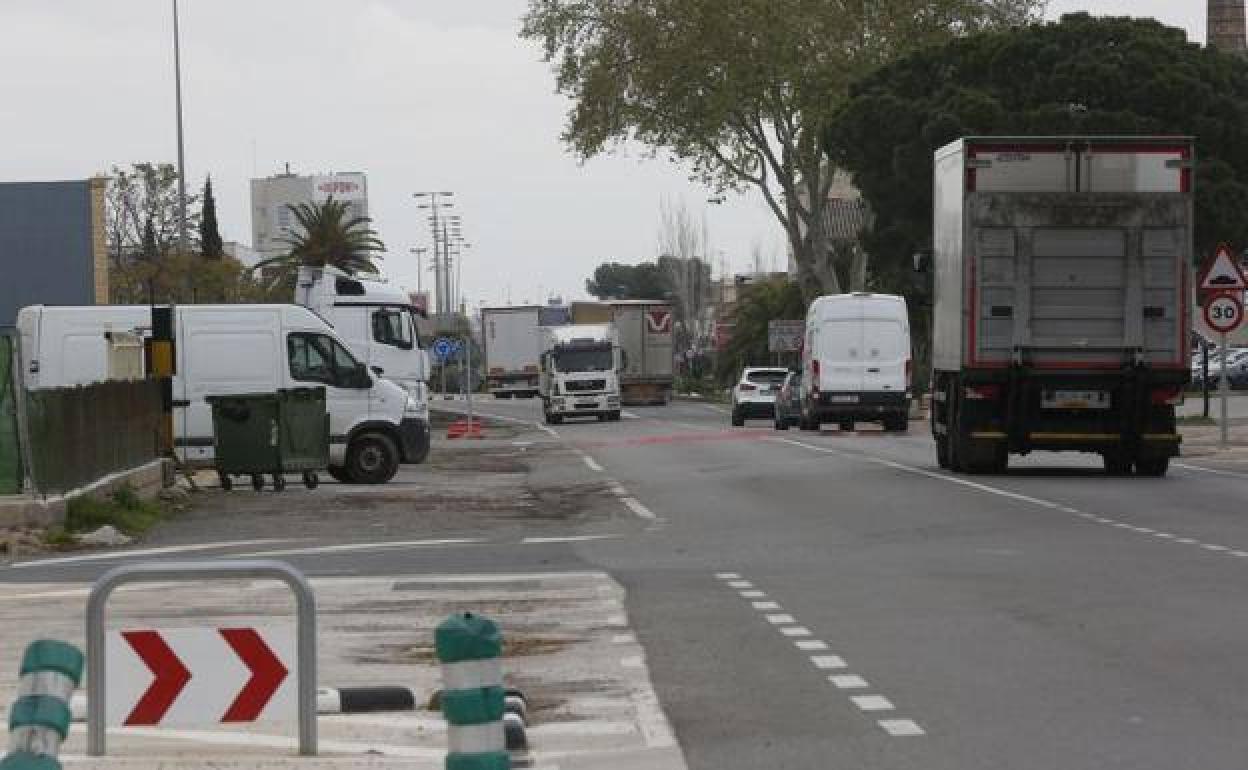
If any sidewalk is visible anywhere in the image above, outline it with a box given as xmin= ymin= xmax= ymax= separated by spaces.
xmin=0 ymin=572 xmax=686 ymax=769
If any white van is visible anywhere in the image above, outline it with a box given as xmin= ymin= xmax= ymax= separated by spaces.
xmin=294 ymin=267 xmax=430 ymax=463
xmin=16 ymin=304 xmax=426 ymax=484
xmin=800 ymin=293 xmax=912 ymax=432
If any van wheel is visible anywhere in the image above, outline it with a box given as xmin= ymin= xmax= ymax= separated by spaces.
xmin=838 ymin=420 xmax=854 ymax=433
xmin=799 ymin=413 xmax=819 ymax=431
xmin=327 ymin=466 xmax=351 ymax=484
xmin=346 ymin=433 xmax=400 ymax=484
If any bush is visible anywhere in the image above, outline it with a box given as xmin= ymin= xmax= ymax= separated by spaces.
xmin=65 ymin=483 xmax=165 ymax=536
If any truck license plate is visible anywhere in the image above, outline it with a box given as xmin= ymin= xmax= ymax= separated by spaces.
xmin=1042 ymin=390 xmax=1110 ymax=410
xmin=829 ymin=394 xmax=859 ymax=404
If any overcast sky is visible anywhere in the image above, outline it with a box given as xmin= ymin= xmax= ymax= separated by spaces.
xmin=0 ymin=1 xmax=1208 ymax=307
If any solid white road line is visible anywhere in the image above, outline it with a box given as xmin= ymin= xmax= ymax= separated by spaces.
xmin=520 ymin=535 xmax=619 ymax=545
xmin=878 ymin=719 xmax=926 ymax=737
xmin=582 ymin=455 xmax=605 ymax=472
xmin=231 ymin=538 xmax=483 ymax=558
xmin=621 ymin=497 xmax=658 ymax=520
xmin=9 ymin=539 xmax=298 ymax=569
xmin=1175 ymin=462 xmax=1248 ymax=479
xmin=770 ymin=436 xmax=1248 ymax=564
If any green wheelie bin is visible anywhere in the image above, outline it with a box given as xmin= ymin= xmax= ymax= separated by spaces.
xmin=207 ymin=388 xmax=329 ymax=491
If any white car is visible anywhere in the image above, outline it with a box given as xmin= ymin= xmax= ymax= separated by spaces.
xmin=731 ymin=367 xmax=790 ymax=426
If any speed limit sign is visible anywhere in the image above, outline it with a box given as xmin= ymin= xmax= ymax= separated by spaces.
xmin=1204 ymin=293 xmax=1245 ymax=334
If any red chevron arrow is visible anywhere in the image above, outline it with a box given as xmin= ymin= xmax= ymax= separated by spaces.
xmin=219 ymin=628 xmax=289 ymax=722
xmin=122 ymin=630 xmax=192 ymax=726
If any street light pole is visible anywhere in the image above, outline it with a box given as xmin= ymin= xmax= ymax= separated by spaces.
xmin=172 ymin=0 xmax=190 ymax=261
xmin=414 ymin=192 xmax=454 ymax=318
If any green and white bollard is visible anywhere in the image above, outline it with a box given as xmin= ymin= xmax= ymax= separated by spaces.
xmin=436 ymin=613 xmax=509 ymax=770
xmin=1 ymin=641 xmax=84 ymax=770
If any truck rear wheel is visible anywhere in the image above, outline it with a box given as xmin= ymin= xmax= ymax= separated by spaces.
xmin=1135 ymin=455 xmax=1170 ymax=477
xmin=346 ymin=432 xmax=399 ymax=484
xmin=608 ymin=411 xmax=622 ymax=421
xmin=1102 ymin=451 xmax=1133 ymax=476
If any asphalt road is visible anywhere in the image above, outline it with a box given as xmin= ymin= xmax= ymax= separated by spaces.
xmin=10 ymin=397 xmax=1248 ymax=769
xmin=451 ymin=398 xmax=1248 ymax=770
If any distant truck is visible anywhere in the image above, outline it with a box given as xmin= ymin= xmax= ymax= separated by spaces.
xmin=539 ymin=324 xmax=622 ymax=424
xmin=295 ymin=266 xmax=430 ymax=462
xmin=481 ymin=306 xmax=542 ymax=398
xmin=571 ymin=300 xmax=674 ymax=405
xmin=928 ymin=136 xmax=1192 ymax=476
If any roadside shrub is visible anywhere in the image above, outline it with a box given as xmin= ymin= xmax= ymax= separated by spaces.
xmin=65 ymin=483 xmax=165 ymax=535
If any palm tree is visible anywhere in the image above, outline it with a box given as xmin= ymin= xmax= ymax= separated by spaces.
xmin=255 ymin=197 xmax=385 ymax=279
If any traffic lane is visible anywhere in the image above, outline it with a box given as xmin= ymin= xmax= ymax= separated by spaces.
xmin=730 ymin=438 xmax=1248 ymax=770
xmin=776 ymin=425 xmax=1248 ymax=561
xmin=574 ymin=420 xmax=1248 ymax=769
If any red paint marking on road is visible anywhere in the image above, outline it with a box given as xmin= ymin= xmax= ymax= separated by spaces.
xmin=219 ymin=628 xmax=289 ymax=722
xmin=574 ymin=429 xmax=772 ymax=449
xmin=122 ymin=630 xmax=192 ymax=726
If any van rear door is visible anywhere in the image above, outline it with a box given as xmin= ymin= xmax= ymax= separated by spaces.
xmin=861 ymin=315 xmax=907 ymax=394
xmin=818 ymin=309 xmax=863 ymax=393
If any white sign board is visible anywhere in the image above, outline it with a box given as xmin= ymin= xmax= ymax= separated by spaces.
xmin=106 ymin=626 xmax=296 ymax=727
xmin=768 ymin=320 xmax=805 ymax=353
xmin=1199 ymin=244 xmax=1248 ymax=292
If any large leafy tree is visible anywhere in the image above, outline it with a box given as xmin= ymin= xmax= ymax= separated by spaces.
xmin=828 ymin=13 xmax=1248 ymax=290
xmin=256 ymin=197 xmax=385 ymax=279
xmin=585 ymin=262 xmax=667 ymax=300
xmin=522 ymin=0 xmax=1042 ymax=296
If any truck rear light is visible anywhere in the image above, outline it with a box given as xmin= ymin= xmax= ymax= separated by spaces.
xmin=964 ymin=384 xmax=1002 ymax=401
xmin=1151 ymin=386 xmax=1184 ymax=406
xmin=739 ymin=383 xmax=757 ymax=392
xmin=811 ymin=360 xmax=821 ymax=395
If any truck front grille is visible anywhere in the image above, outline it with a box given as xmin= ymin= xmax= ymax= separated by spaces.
xmin=565 ymin=379 xmax=606 ymax=393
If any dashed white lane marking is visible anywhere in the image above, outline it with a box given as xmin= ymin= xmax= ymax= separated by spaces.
xmin=724 ymin=571 xmax=924 ymax=737
xmin=811 ymin=656 xmax=848 ymax=670
xmin=611 ymin=633 xmax=635 ymax=645
xmin=830 ymin=675 xmax=870 ymax=689
xmin=228 ymin=538 xmax=484 ymax=559
xmin=769 ymin=437 xmax=1248 ymax=564
xmin=739 ymin=590 xmax=766 ymax=599
xmin=609 ymin=483 xmax=629 ymax=497
xmin=878 ymin=719 xmax=926 ymax=737
xmin=582 ymin=455 xmax=605 ymax=472
xmin=1176 ymin=462 xmax=1248 ymax=480
xmin=621 ymin=497 xmax=658 ymax=520
xmin=852 ymin=695 xmax=895 ymax=712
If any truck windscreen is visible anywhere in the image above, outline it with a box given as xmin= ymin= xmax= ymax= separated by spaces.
xmin=554 ymin=348 xmax=613 ymax=372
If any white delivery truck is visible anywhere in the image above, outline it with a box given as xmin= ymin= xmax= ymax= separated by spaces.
xmin=481 ymin=306 xmax=542 ymax=398
xmin=294 ymin=266 xmax=430 ymax=463
xmin=538 ymin=324 xmax=622 ymax=424
xmin=927 ymin=136 xmax=1192 ymax=476
xmin=799 ymin=293 xmax=912 ymax=433
xmin=17 ymin=304 xmax=425 ymax=484
xmin=570 ymin=301 xmax=675 ymax=405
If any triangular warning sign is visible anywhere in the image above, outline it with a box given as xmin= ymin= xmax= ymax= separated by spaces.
xmin=1199 ymin=244 xmax=1248 ymax=292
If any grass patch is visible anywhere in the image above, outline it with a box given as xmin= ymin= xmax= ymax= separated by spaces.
xmin=1177 ymin=415 xmax=1217 ymax=426
xmin=64 ymin=483 xmax=166 ymax=536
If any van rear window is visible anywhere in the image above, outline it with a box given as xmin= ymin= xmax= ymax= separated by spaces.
xmin=747 ymin=370 xmax=788 ymax=385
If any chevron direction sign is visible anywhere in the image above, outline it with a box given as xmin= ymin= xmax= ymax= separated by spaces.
xmin=105 ymin=627 xmax=296 ymax=727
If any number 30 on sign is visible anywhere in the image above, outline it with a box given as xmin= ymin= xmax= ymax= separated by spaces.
xmin=1204 ymin=293 xmax=1245 ymax=334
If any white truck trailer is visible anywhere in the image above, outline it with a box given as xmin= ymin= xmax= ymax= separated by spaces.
xmin=928 ymin=136 xmax=1192 ymax=476
xmin=570 ymin=301 xmax=674 ymax=405
xmin=539 ymin=324 xmax=621 ymax=424
xmin=481 ymin=306 xmax=542 ymax=398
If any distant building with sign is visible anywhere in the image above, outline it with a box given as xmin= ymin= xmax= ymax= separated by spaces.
xmin=0 ymin=178 xmax=109 ymax=326
xmin=250 ymin=168 xmax=369 ymax=261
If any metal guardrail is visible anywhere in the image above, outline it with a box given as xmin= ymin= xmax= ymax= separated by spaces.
xmin=84 ymin=560 xmax=318 ymax=757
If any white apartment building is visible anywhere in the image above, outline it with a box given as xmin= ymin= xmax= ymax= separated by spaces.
xmin=250 ymin=169 xmax=369 ymax=260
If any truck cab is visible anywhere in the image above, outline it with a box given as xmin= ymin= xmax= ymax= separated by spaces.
xmin=539 ymin=324 xmax=622 ymax=424
xmin=294 ymin=267 xmax=430 ymax=463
